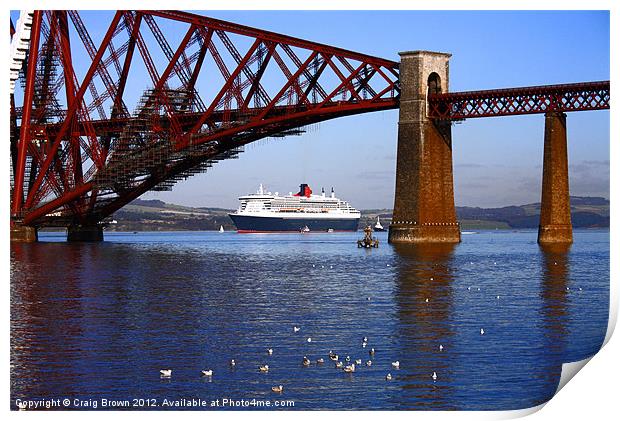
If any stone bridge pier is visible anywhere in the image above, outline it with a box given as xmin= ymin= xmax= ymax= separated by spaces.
xmin=538 ymin=112 xmax=573 ymax=244
xmin=389 ymin=51 xmax=461 ymax=244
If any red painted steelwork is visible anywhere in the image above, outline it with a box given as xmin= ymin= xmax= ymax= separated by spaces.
xmin=428 ymin=81 xmax=610 ymax=120
xmin=10 ymin=10 xmax=608 ymax=230
xmin=10 ymin=10 xmax=400 ymax=227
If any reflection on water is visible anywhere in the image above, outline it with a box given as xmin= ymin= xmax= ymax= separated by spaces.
xmin=10 ymin=230 xmax=608 ymax=410
xmin=537 ymin=244 xmax=571 ymax=395
xmin=392 ymin=244 xmax=456 ymax=410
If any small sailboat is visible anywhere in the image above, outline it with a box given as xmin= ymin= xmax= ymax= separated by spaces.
xmin=219 ymin=225 xmax=225 ymax=233
xmin=374 ymin=216 xmax=385 ymax=232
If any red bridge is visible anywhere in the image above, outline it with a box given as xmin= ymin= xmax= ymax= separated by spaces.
xmin=9 ymin=11 xmax=610 ymax=243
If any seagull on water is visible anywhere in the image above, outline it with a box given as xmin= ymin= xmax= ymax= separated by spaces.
xmin=259 ymin=365 xmax=269 ymax=372
xmin=343 ymin=363 xmax=356 ymax=373
xmin=302 ymin=356 xmax=311 ymax=367
xmin=335 ymin=361 xmax=344 ymax=368
xmin=293 ymin=326 xmax=301 ymax=333
xmin=386 ymin=373 xmax=392 ymax=380
xmin=439 ymin=344 xmax=444 ymax=351
xmin=362 ymin=342 xmax=368 ymax=348
xmin=201 ymin=370 xmax=213 ymax=377
xmin=345 ymin=355 xmax=350 ymax=362
xmin=391 ymin=361 xmax=400 ymax=369
xmin=329 ymin=352 xmax=339 ymax=361
xmin=355 ymin=359 xmax=362 ymax=365
xmin=230 ymin=359 xmax=236 ymax=367
xmin=307 ymin=337 xmax=312 ymax=343
xmin=366 ymin=360 xmax=372 ymax=367
xmin=272 ymin=385 xmax=284 ymax=393
xmin=160 ymin=369 xmax=172 ymax=377
xmin=432 ymin=372 xmax=437 ymax=381
xmin=317 ymin=358 xmax=325 ymax=364
xmin=369 ymin=348 xmax=376 ymax=356
xmin=267 ymin=348 xmax=273 ymax=355
xmin=480 ymin=328 xmax=485 ymax=335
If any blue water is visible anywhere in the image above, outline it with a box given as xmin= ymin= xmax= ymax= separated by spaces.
xmin=10 ymin=229 xmax=609 ymax=410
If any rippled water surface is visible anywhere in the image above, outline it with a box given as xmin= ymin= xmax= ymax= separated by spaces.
xmin=10 ymin=229 xmax=609 ymax=410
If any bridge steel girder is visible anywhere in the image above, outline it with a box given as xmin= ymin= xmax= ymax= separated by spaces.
xmin=427 ymin=81 xmax=610 ymax=120
xmin=10 ymin=10 xmax=400 ymax=231
xmin=9 ymin=10 xmax=609 ymax=240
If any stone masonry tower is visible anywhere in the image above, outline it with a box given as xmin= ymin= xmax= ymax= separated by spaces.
xmin=388 ymin=51 xmax=460 ymax=243
xmin=538 ymin=112 xmax=573 ymax=244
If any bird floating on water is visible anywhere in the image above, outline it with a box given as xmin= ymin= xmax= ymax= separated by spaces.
xmin=425 ymin=298 xmax=429 ymax=303
xmin=367 ymin=297 xmax=371 ymax=301
xmin=345 ymin=355 xmax=350 ymax=362
xmin=391 ymin=361 xmax=400 ymax=369
xmin=480 ymin=328 xmax=485 ymax=335
xmin=386 ymin=373 xmax=392 ymax=380
xmin=430 ymin=277 xmax=434 ymax=281
xmin=259 ymin=365 xmax=269 ymax=372
xmin=369 ymin=348 xmax=376 ymax=356
xmin=335 ymin=361 xmax=343 ymax=368
xmin=439 ymin=344 xmax=444 ymax=352
xmin=366 ymin=360 xmax=372 ymax=367
xmin=293 ymin=326 xmax=300 ymax=333
xmin=329 ymin=352 xmax=338 ymax=361
xmin=317 ymin=358 xmax=325 ymax=364
xmin=230 ymin=359 xmax=236 ymax=367
xmin=302 ymin=356 xmax=311 ymax=367
xmin=363 ymin=336 xmax=368 ymax=343
xmin=267 ymin=348 xmax=273 ymax=355
xmin=432 ymin=371 xmax=437 ymax=381
xmin=272 ymin=385 xmax=284 ymax=393
xmin=307 ymin=337 xmax=312 ymax=343
xmin=362 ymin=342 xmax=367 ymax=348
xmin=355 ymin=359 xmax=362 ymax=365
xmin=343 ymin=364 xmax=356 ymax=373
xmin=201 ymin=370 xmax=213 ymax=377
xmin=160 ymin=369 xmax=172 ymax=377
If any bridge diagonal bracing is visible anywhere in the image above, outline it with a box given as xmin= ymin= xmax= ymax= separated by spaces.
xmin=10 ymin=10 xmax=400 ymax=228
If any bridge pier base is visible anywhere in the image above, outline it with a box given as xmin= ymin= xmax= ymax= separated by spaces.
xmin=67 ymin=224 xmax=104 ymax=242
xmin=389 ymin=51 xmax=460 ymax=244
xmin=10 ymin=223 xmax=38 ymax=242
xmin=538 ymin=112 xmax=573 ymax=245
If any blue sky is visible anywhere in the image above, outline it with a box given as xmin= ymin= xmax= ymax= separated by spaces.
xmin=11 ymin=10 xmax=610 ymax=209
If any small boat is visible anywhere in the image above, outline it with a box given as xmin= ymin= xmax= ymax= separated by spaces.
xmin=374 ymin=216 xmax=385 ymax=232
xmin=219 ymin=225 xmax=225 ymax=233
xmin=300 ymin=225 xmax=310 ymax=233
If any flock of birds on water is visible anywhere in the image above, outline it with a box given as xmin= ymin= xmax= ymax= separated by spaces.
xmin=157 ymin=258 xmax=583 ymax=394
xmin=158 ymin=325 xmax=452 ymax=394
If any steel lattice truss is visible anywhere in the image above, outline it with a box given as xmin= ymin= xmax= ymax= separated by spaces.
xmin=10 ymin=10 xmax=400 ymax=227
xmin=427 ymin=81 xmax=610 ymax=120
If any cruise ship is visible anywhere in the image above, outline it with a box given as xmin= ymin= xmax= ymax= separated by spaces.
xmin=229 ymin=184 xmax=360 ymax=233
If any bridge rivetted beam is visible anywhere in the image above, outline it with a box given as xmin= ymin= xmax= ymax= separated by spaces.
xmin=538 ymin=112 xmax=572 ymax=244
xmin=389 ymin=51 xmax=460 ymax=244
